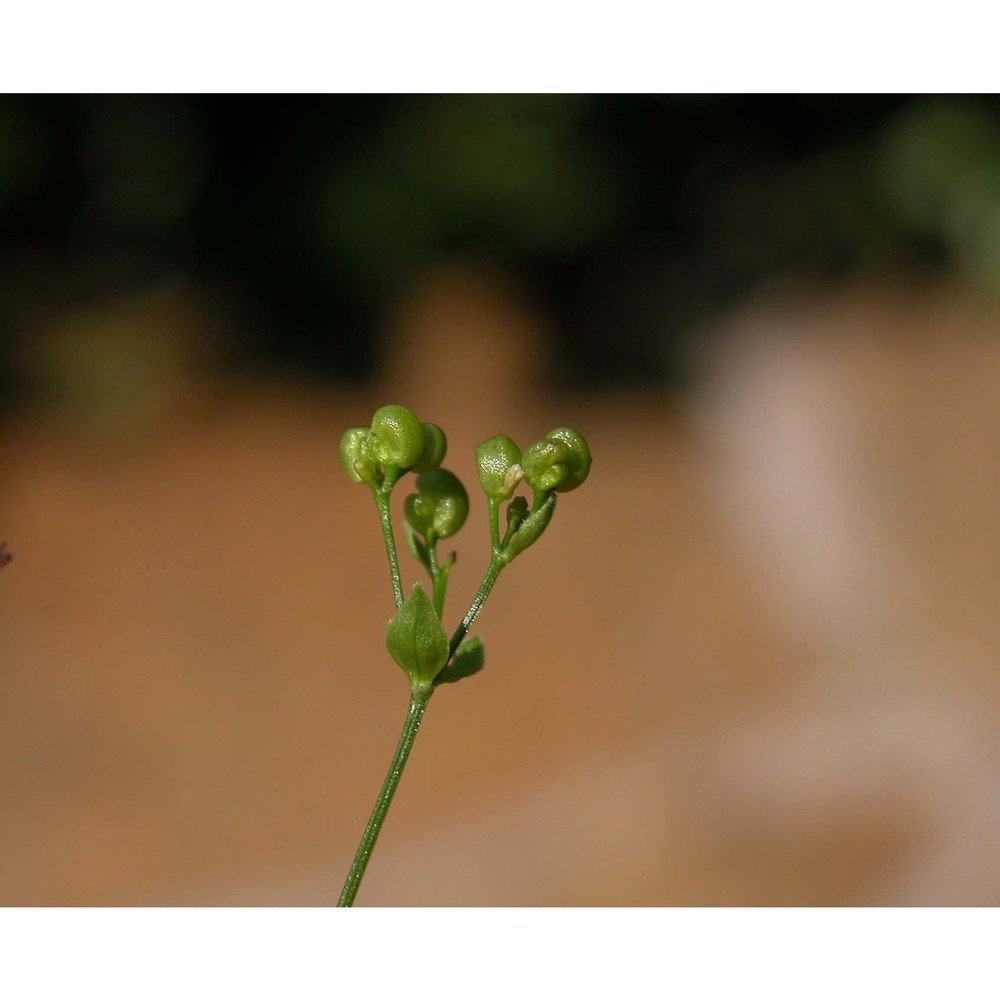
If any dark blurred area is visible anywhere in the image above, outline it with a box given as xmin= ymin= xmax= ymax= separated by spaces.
xmin=5 ymin=95 xmax=1000 ymax=906
xmin=3 ymin=94 xmax=1000 ymax=406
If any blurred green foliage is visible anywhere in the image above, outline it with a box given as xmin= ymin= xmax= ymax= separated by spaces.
xmin=322 ymin=95 xmax=626 ymax=283
xmin=1 ymin=94 xmax=999 ymax=407
xmin=881 ymin=100 xmax=1000 ymax=293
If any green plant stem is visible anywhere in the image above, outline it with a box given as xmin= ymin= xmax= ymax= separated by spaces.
xmin=448 ymin=555 xmax=504 ymax=657
xmin=373 ymin=488 xmax=404 ymax=610
xmin=337 ymin=691 xmax=432 ymax=907
xmin=487 ymin=496 xmax=501 ymax=550
xmin=427 ymin=545 xmax=448 ymax=619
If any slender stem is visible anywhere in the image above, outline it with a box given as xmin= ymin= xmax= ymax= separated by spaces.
xmin=373 ymin=488 xmax=404 ymax=610
xmin=487 ymin=496 xmax=501 ymax=551
xmin=427 ymin=544 xmax=448 ymax=619
xmin=337 ymin=691 xmax=432 ymax=907
xmin=448 ymin=555 xmax=505 ymax=657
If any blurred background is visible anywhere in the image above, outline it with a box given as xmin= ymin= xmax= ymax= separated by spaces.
xmin=3 ymin=94 xmax=1000 ymax=905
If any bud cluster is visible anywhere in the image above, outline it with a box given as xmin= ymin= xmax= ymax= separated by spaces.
xmin=339 ymin=403 xmax=591 ymax=693
xmin=340 ymin=404 xmax=448 ymax=490
xmin=336 ymin=403 xmax=593 ymax=907
xmin=474 ymin=426 xmax=591 ymax=562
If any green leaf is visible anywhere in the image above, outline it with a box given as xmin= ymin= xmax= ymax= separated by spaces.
xmin=503 ymin=493 xmax=556 ymax=562
xmin=403 ymin=519 xmax=431 ymax=571
xmin=385 ymin=582 xmax=449 ymax=692
xmin=435 ymin=636 xmax=485 ymax=686
xmin=502 ymin=495 xmax=529 ymax=547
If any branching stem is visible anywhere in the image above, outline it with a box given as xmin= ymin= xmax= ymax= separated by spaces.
xmin=448 ymin=555 xmax=504 ymax=657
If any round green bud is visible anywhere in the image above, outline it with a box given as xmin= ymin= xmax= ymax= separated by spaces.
xmin=370 ymin=404 xmax=425 ymax=469
xmin=339 ymin=426 xmax=376 ymax=485
xmin=544 ymin=427 xmax=591 ymax=491
xmin=475 ymin=434 xmax=523 ymax=499
xmin=404 ymin=468 xmax=469 ymax=540
xmin=411 ymin=422 xmax=448 ymax=474
xmin=522 ymin=427 xmax=591 ymax=494
xmin=521 ymin=438 xmax=568 ymax=492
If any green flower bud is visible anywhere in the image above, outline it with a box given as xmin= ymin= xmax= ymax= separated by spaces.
xmin=339 ymin=426 xmax=376 ymax=485
xmin=521 ymin=438 xmax=569 ymax=492
xmin=544 ymin=427 xmax=591 ymax=492
xmin=403 ymin=468 xmax=469 ymax=540
xmin=475 ymin=434 xmax=523 ymax=500
xmin=522 ymin=427 xmax=591 ymax=494
xmin=411 ymin=422 xmax=448 ymax=474
xmin=369 ymin=404 xmax=425 ymax=470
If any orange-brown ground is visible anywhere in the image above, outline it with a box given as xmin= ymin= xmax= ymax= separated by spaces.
xmin=3 ymin=270 xmax=1000 ymax=905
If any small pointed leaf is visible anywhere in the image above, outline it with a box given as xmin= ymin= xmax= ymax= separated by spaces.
xmin=385 ymin=582 xmax=449 ymax=692
xmin=435 ymin=636 xmax=485 ymax=686
xmin=504 ymin=493 xmax=556 ymax=562
xmin=403 ymin=520 xmax=431 ymax=572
